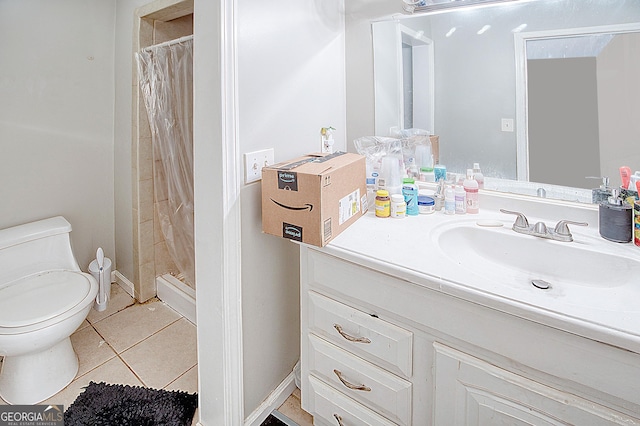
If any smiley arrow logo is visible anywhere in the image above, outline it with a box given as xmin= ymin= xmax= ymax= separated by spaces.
xmin=271 ymin=199 xmax=313 ymax=211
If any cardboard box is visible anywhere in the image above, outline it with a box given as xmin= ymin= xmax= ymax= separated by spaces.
xmin=261 ymin=152 xmax=368 ymax=247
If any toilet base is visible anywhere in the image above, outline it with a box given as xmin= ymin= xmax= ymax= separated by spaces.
xmin=0 ymin=337 xmax=79 ymax=405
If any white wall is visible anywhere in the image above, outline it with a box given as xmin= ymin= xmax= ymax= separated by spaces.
xmin=0 ymin=1 xmax=116 ymax=270
xmin=237 ymin=0 xmax=347 ymax=416
xmin=0 ymin=1 xmax=347 ymax=423
xmin=344 ymin=0 xmax=396 ymax=152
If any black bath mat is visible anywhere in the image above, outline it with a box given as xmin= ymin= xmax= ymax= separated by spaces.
xmin=64 ymin=381 xmax=198 ymax=426
xmin=261 ymin=414 xmax=288 ymax=426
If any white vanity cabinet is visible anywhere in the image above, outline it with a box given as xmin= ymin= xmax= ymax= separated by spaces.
xmin=300 ymin=245 xmax=640 ymax=425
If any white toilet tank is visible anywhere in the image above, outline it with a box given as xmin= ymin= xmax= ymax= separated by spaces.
xmin=0 ymin=216 xmax=81 ymax=288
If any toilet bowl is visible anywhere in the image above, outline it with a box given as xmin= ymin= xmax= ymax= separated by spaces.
xmin=0 ymin=216 xmax=98 ymax=405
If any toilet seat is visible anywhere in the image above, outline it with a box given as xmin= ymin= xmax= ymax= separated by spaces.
xmin=0 ymin=271 xmax=92 ymax=329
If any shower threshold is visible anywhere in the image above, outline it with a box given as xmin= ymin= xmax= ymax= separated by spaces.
xmin=156 ymin=273 xmax=196 ymax=325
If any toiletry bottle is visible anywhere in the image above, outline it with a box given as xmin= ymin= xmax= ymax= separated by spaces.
xmin=587 ymin=176 xmax=611 ymax=204
xmin=402 ymin=178 xmax=419 ymax=216
xmin=455 ymin=185 xmax=466 ymax=214
xmin=634 ymin=200 xmax=640 ymax=247
xmin=375 ymin=190 xmax=391 ymax=218
xmin=434 ymin=165 xmax=447 ymax=183
xmin=629 ymin=171 xmax=640 ymax=194
xmin=415 ymin=144 xmax=434 ymax=182
xmin=620 ymin=166 xmax=632 ymax=190
xmin=472 ymin=163 xmax=484 ymax=189
xmin=418 ymin=195 xmax=435 ymax=214
xmin=463 ymin=169 xmax=479 ymax=214
xmin=433 ymin=179 xmax=445 ymax=211
xmin=599 ymin=188 xmax=632 ymax=242
xmin=444 ymin=185 xmax=455 ymax=215
xmin=390 ymin=194 xmax=406 ymax=218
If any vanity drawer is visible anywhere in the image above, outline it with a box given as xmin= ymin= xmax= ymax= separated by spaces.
xmin=308 ymin=334 xmax=412 ymax=426
xmin=308 ymin=290 xmax=413 ymax=377
xmin=307 ymin=375 xmax=397 ymax=426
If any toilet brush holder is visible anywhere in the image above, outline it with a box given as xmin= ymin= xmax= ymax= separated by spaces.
xmin=89 ymin=257 xmax=112 ymax=311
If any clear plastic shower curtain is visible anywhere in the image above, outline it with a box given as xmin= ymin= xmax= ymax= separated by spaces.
xmin=136 ymin=39 xmax=195 ymax=287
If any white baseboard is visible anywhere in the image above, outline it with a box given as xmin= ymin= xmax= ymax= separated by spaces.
xmin=157 ymin=274 xmax=197 ymax=325
xmin=244 ymin=369 xmax=297 ymax=426
xmin=113 ymin=270 xmax=135 ymax=298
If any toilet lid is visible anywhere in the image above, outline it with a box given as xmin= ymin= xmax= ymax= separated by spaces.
xmin=0 ymin=271 xmax=92 ymax=328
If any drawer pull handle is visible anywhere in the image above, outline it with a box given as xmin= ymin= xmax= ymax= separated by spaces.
xmin=333 ymin=413 xmax=345 ymax=426
xmin=333 ymin=369 xmax=371 ymax=392
xmin=333 ymin=324 xmax=371 ymax=344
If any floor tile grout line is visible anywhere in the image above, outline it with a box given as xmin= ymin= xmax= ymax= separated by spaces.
xmin=83 ymin=305 xmax=192 ymax=389
xmin=163 ymin=363 xmax=198 ymax=390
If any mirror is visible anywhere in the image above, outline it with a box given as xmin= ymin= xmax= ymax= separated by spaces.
xmin=358 ymin=0 xmax=640 ymax=203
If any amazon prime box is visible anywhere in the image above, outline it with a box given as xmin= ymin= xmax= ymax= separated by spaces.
xmin=261 ymin=152 xmax=368 ymax=247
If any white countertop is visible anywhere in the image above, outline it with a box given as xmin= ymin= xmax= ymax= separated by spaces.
xmin=314 ymin=195 xmax=640 ymax=354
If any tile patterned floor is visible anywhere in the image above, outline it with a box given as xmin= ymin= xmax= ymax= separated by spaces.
xmin=0 ymin=284 xmax=198 ymax=413
xmin=0 ymin=283 xmax=312 ymax=425
xmin=276 ymin=387 xmax=313 ymax=426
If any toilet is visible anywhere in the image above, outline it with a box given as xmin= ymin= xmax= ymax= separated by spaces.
xmin=0 ymin=216 xmax=98 ymax=405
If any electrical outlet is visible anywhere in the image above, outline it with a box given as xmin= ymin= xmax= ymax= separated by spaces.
xmin=244 ymin=148 xmax=274 ymax=184
xmin=501 ymin=118 xmax=514 ymax=132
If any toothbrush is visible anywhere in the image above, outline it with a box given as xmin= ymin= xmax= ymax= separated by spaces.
xmin=620 ymin=166 xmax=631 ymax=189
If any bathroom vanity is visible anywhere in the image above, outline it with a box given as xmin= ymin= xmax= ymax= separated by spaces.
xmin=299 ymin=193 xmax=640 ymax=425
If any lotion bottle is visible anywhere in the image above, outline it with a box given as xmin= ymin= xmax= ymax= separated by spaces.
xmin=444 ymin=185 xmax=455 ymax=215
xmin=587 ymin=176 xmax=611 ymax=204
xmin=463 ymin=169 xmax=479 ymax=214
xmin=455 ymin=185 xmax=466 ymax=214
xmin=472 ymin=163 xmax=484 ymax=189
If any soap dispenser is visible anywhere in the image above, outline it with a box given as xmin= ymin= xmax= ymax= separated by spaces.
xmin=599 ymin=188 xmax=632 ymax=243
xmin=587 ymin=176 xmax=611 ymax=204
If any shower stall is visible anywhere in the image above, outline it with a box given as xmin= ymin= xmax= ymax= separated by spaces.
xmin=132 ymin=5 xmax=195 ymax=322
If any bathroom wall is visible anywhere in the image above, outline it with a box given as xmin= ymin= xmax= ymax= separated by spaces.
xmin=0 ymin=0 xmax=116 ymax=271
xmin=236 ymin=0 xmax=347 ymax=415
xmin=597 ymin=32 xmax=640 ymax=186
xmin=344 ymin=0 xmax=397 ymax=151
xmin=1 ymin=0 xmax=347 ymax=422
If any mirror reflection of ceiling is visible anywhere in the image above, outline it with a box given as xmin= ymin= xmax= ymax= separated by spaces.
xmin=527 ymin=34 xmax=615 ymax=60
xmin=402 ymin=0 xmax=518 ymax=14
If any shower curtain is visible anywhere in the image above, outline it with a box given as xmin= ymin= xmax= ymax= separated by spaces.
xmin=136 ymin=39 xmax=195 ymax=287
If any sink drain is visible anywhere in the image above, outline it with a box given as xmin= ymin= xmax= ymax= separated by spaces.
xmin=531 ymin=279 xmax=551 ymax=290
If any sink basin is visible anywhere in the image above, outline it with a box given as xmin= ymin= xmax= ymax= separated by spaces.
xmin=432 ymin=219 xmax=640 ymax=290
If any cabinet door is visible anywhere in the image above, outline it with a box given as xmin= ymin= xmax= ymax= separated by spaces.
xmin=433 ymin=343 xmax=640 ymax=426
xmin=308 ymin=290 xmax=413 ymax=377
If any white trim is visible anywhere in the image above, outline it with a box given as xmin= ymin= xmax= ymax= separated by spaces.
xmin=193 ymin=0 xmax=243 ymax=424
xmin=221 ymin=0 xmax=245 ymax=423
xmin=113 ymin=270 xmax=134 ymax=298
xmin=514 ymin=22 xmax=640 ymax=182
xmin=398 ymin=24 xmax=435 ymax=134
xmin=156 ymin=274 xmax=197 ymax=325
xmin=244 ymin=370 xmax=297 ymax=426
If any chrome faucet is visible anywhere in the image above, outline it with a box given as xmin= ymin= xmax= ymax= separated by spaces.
xmin=500 ymin=209 xmax=588 ymax=242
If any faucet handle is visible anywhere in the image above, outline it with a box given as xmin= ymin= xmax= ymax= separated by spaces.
xmin=554 ymin=220 xmax=588 ymax=237
xmin=533 ymin=221 xmax=548 ymax=235
xmin=500 ymin=209 xmax=529 ymax=229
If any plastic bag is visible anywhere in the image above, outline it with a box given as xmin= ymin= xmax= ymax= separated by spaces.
xmin=354 ymin=133 xmax=433 ymax=190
